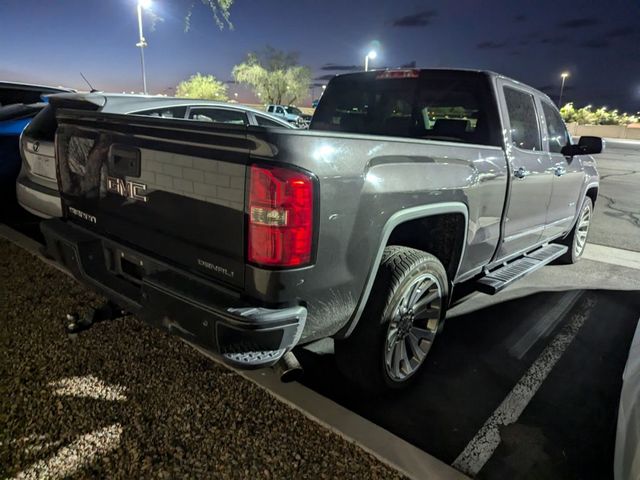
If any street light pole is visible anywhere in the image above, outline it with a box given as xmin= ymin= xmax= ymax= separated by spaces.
xmin=559 ymin=72 xmax=569 ymax=107
xmin=365 ymin=50 xmax=377 ymax=72
xmin=136 ymin=1 xmax=150 ymax=95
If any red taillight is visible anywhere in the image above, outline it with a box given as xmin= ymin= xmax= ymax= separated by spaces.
xmin=375 ymin=69 xmax=420 ymax=79
xmin=248 ymin=165 xmax=314 ymax=267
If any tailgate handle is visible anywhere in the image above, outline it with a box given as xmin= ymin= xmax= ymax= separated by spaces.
xmin=109 ymin=144 xmax=141 ymax=177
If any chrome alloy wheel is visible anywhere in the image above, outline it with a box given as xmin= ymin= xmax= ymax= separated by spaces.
xmin=384 ymin=273 xmax=442 ymax=382
xmin=574 ymin=202 xmax=592 ymax=258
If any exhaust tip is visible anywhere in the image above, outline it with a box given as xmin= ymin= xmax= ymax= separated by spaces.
xmin=274 ymin=351 xmax=303 ymax=383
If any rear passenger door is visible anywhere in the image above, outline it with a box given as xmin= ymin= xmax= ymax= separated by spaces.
xmin=495 ymin=82 xmax=555 ymax=259
xmin=540 ymin=100 xmax=585 ymax=238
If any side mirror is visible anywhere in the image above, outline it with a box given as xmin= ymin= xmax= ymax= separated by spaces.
xmin=578 ymin=136 xmax=604 ymax=154
xmin=561 ymin=136 xmax=604 ymax=157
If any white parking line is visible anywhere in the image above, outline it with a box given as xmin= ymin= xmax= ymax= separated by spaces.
xmin=451 ymin=298 xmax=595 ymax=476
xmin=583 ymin=243 xmax=640 ymax=271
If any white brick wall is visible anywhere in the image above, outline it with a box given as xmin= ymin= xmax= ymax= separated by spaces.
xmin=134 ymin=148 xmax=245 ymax=211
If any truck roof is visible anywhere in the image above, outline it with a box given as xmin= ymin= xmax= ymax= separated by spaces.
xmin=330 ymin=68 xmax=554 ymax=104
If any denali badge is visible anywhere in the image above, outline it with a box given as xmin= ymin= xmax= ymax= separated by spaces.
xmin=107 ymin=176 xmax=148 ymax=202
xmin=197 ymin=258 xmax=235 ymax=278
xmin=68 ymin=206 xmax=97 ymax=224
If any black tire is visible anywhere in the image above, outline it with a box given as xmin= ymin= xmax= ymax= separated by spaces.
xmin=335 ymin=246 xmax=448 ymax=393
xmin=557 ymin=197 xmax=593 ymax=264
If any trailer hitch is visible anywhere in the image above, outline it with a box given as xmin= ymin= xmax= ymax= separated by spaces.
xmin=65 ymin=301 xmax=128 ymax=335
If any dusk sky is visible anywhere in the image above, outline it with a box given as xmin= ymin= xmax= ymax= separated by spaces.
xmin=2 ymin=0 xmax=640 ymax=110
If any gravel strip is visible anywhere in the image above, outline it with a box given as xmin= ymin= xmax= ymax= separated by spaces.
xmin=0 ymin=239 xmax=404 ymax=479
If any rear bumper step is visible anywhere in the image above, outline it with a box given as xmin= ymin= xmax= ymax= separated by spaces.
xmin=476 ymin=243 xmax=568 ymax=295
xmin=40 ymin=219 xmax=306 ymax=369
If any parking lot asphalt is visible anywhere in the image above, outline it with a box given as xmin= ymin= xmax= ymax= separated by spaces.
xmin=297 ymin=288 xmax=640 ymax=479
xmin=589 ymin=140 xmax=640 ymax=252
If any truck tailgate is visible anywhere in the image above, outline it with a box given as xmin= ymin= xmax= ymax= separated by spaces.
xmin=55 ymin=110 xmax=249 ymax=288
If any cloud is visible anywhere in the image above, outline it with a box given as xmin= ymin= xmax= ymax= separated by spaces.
xmin=557 ymin=17 xmax=600 ymax=28
xmin=392 ymin=9 xmax=438 ymax=27
xmin=580 ymin=38 xmax=610 ymax=49
xmin=514 ymin=14 xmax=527 ymax=22
xmin=320 ymin=63 xmax=360 ymax=71
xmin=540 ymin=35 xmax=569 ymax=46
xmin=605 ymin=26 xmax=637 ymax=38
xmin=477 ymin=41 xmax=508 ymax=49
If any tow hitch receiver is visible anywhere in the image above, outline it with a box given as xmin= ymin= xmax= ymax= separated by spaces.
xmin=65 ymin=301 xmax=128 ymax=335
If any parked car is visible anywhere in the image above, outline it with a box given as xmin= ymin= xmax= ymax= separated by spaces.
xmin=615 ymin=322 xmax=640 ymax=480
xmin=266 ymin=104 xmax=311 ymax=127
xmin=0 ymin=82 xmax=71 ymax=192
xmin=40 ymin=69 xmax=602 ymax=392
xmin=17 ymin=95 xmax=292 ymax=218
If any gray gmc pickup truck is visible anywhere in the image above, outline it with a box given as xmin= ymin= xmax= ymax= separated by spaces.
xmin=41 ymin=69 xmax=602 ymax=391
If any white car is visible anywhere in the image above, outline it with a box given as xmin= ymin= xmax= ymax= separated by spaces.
xmin=266 ymin=104 xmax=311 ymax=127
xmin=17 ymin=94 xmax=292 ymax=218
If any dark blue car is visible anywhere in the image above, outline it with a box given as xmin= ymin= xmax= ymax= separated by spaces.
xmin=0 ymin=82 xmax=71 ymax=190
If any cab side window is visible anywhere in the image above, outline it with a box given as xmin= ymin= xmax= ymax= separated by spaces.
xmin=503 ymin=87 xmax=541 ymax=151
xmin=542 ymin=102 xmax=571 ymax=154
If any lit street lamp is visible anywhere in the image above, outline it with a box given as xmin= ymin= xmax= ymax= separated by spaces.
xmin=136 ymin=0 xmax=152 ymax=95
xmin=559 ymin=71 xmax=569 ymax=107
xmin=365 ymin=50 xmax=377 ymax=72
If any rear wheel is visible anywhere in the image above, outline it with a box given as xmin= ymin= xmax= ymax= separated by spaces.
xmin=335 ymin=246 xmax=448 ymax=392
xmin=557 ymin=197 xmax=593 ymax=264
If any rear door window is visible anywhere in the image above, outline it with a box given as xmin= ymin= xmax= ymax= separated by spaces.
xmin=503 ymin=87 xmax=541 ymax=151
xmin=311 ymin=70 xmax=501 ymax=146
xmin=541 ymin=101 xmax=571 ymax=153
xmin=255 ymin=115 xmax=285 ymax=127
xmin=188 ymin=108 xmax=248 ymax=125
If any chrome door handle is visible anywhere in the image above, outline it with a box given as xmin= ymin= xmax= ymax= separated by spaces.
xmin=555 ymin=166 xmax=567 ymax=176
xmin=514 ymin=166 xmax=529 ymax=179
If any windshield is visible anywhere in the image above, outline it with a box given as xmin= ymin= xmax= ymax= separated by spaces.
xmin=310 ymin=70 xmax=501 ymax=146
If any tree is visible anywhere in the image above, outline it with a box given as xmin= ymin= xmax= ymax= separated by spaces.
xmin=560 ymin=102 xmax=638 ymax=126
xmin=183 ymin=0 xmax=234 ymax=31
xmin=175 ymin=73 xmax=228 ymax=100
xmin=232 ymin=47 xmax=312 ymax=105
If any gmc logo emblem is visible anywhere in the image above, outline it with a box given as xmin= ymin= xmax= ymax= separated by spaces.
xmin=107 ymin=176 xmax=148 ymax=203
